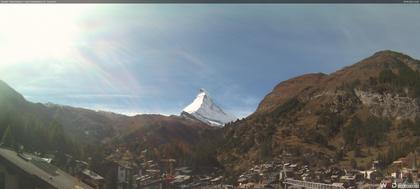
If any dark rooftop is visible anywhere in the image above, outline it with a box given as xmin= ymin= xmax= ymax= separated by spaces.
xmin=0 ymin=147 xmax=93 ymax=189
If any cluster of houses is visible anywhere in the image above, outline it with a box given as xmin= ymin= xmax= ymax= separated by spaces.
xmin=237 ymin=162 xmax=281 ymax=189
xmin=104 ymin=148 xmax=230 ymax=189
xmin=380 ymin=152 xmax=419 ymax=189
xmin=2 ymin=143 xmax=417 ymax=189
xmin=0 ymin=145 xmax=224 ymax=189
xmin=60 ymin=154 xmax=105 ymax=189
xmin=70 ymin=147 xmax=419 ymax=189
xmin=234 ymin=151 xmax=419 ymax=189
xmin=132 ymin=161 xmax=229 ymax=189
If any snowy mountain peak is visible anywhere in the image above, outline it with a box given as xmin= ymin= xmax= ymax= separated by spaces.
xmin=181 ymin=89 xmax=237 ymax=127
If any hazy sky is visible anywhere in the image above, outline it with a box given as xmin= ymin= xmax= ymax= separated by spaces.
xmin=0 ymin=4 xmax=420 ymax=117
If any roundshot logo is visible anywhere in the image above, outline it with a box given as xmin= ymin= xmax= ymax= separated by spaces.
xmin=380 ymin=182 xmax=420 ymax=188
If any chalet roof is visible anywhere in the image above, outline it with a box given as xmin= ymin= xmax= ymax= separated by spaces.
xmin=0 ymin=147 xmax=93 ymax=189
xmin=81 ymin=169 xmax=104 ymax=180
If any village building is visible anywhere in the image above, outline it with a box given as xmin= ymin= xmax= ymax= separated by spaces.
xmin=79 ymin=169 xmax=105 ymax=189
xmin=0 ymin=147 xmax=93 ymax=189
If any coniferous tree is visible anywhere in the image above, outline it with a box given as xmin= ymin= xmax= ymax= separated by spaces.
xmin=1 ymin=125 xmax=14 ymax=147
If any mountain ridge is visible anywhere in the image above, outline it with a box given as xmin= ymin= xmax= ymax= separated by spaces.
xmin=181 ymin=88 xmax=237 ymax=127
xmin=0 ymin=80 xmax=216 ymax=165
xmin=217 ymin=50 xmax=420 ymax=174
xmin=1 ymin=49 xmax=419 ymax=179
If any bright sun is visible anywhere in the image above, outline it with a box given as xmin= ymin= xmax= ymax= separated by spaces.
xmin=0 ymin=5 xmax=91 ymax=64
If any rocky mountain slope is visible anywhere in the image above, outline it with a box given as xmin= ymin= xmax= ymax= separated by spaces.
xmin=182 ymin=89 xmax=237 ymax=127
xmin=218 ymin=50 xmax=420 ymax=174
xmin=0 ymin=81 xmax=216 ymax=165
xmin=0 ymin=81 xmax=130 ymax=144
xmin=0 ymin=80 xmax=87 ymax=158
xmin=3 ymin=50 xmax=419 ymax=176
xmin=113 ymin=114 xmax=220 ymax=165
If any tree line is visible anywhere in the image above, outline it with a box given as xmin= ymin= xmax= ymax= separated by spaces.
xmin=0 ymin=111 xmax=83 ymax=167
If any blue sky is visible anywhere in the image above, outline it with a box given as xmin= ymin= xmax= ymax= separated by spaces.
xmin=0 ymin=5 xmax=420 ymax=117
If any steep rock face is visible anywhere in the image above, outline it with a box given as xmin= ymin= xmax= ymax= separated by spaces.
xmin=217 ymin=50 xmax=420 ymax=173
xmin=256 ymin=51 xmax=420 ymax=116
xmin=354 ymin=89 xmax=420 ymax=120
xmin=181 ymin=89 xmax=237 ymax=127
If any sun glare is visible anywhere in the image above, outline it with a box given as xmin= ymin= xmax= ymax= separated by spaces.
xmin=0 ymin=5 xmax=91 ymax=64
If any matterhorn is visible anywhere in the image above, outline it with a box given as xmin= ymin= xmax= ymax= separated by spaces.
xmin=181 ymin=89 xmax=237 ymax=127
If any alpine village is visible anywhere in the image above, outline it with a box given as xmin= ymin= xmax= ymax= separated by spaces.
xmin=0 ymin=50 xmax=419 ymax=189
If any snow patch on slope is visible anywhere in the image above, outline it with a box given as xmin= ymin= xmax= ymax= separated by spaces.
xmin=182 ymin=89 xmax=237 ymax=127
